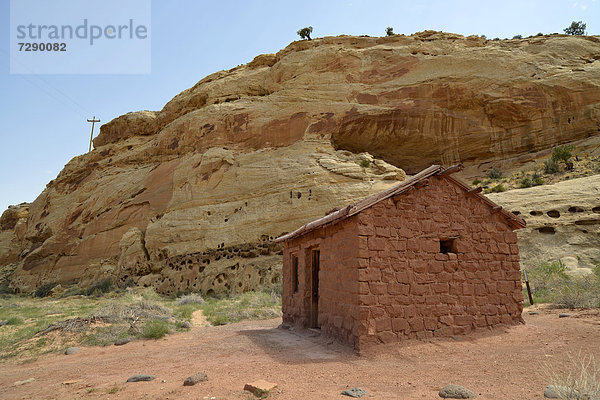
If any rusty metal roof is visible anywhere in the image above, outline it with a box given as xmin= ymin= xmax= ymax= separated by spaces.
xmin=274 ymin=164 xmax=526 ymax=243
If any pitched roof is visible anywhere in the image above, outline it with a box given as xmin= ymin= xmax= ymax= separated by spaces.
xmin=274 ymin=164 xmax=526 ymax=243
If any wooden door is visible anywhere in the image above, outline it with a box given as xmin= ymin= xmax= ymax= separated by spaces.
xmin=310 ymin=249 xmax=320 ymax=328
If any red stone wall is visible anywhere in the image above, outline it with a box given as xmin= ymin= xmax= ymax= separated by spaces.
xmin=356 ymin=176 xmax=523 ymax=349
xmin=282 ymin=217 xmax=360 ymax=347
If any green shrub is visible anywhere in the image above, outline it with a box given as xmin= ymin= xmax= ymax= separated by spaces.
xmin=552 ymin=144 xmax=575 ymax=163
xmin=385 ymin=27 xmax=394 ymax=36
xmin=487 ymin=167 xmax=503 ymax=179
xmin=34 ymin=282 xmax=58 ymax=298
xmin=359 ymin=159 xmax=370 ymax=168
xmin=141 ymin=319 xmax=170 ymax=339
xmin=520 ymin=177 xmax=533 ymax=188
xmin=553 ymin=274 xmax=600 ymax=308
xmin=472 ymin=179 xmax=482 ymax=185
xmin=512 ymin=35 xmax=522 ymax=39
xmin=524 ymin=260 xmax=600 ymax=308
xmin=544 ymin=158 xmax=560 ymax=174
xmin=487 ymin=184 xmax=507 ymax=193
xmin=84 ymin=279 xmax=113 ymax=297
xmin=564 ymin=21 xmax=586 ymax=35
xmin=593 ymin=262 xmax=600 ymax=279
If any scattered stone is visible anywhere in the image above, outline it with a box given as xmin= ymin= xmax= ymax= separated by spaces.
xmin=439 ymin=384 xmax=477 ymax=399
xmin=341 ymin=387 xmax=367 ymax=398
xmin=61 ymin=379 xmax=83 ymax=385
xmin=278 ymin=323 xmax=291 ymax=330
xmin=450 ymin=335 xmax=465 ymax=341
xmin=114 ymin=338 xmax=131 ymax=346
xmin=126 ymin=374 xmax=156 ymax=382
xmin=181 ymin=321 xmax=192 ymax=329
xmin=244 ymin=379 xmax=277 ymax=397
xmin=183 ymin=372 xmax=208 ymax=386
xmin=0 ymin=320 xmax=8 ymax=326
xmin=13 ymin=378 xmax=35 ymax=386
xmin=528 ymin=311 xmax=540 ymax=315
xmin=64 ymin=347 xmax=80 ymax=355
xmin=559 ymin=313 xmax=572 ymax=318
xmin=544 ymin=385 xmax=579 ymax=399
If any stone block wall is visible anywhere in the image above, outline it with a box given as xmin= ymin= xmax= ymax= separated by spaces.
xmin=282 ymin=217 xmax=360 ymax=347
xmin=355 ymin=176 xmax=523 ymax=349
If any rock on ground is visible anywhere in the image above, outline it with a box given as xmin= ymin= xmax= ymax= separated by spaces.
xmin=126 ymin=374 xmax=155 ymax=382
xmin=183 ymin=372 xmax=208 ymax=386
xmin=439 ymin=384 xmax=477 ymax=399
xmin=244 ymin=379 xmax=277 ymax=397
xmin=114 ymin=338 xmax=131 ymax=346
xmin=64 ymin=347 xmax=79 ymax=355
xmin=341 ymin=387 xmax=367 ymax=397
xmin=12 ymin=378 xmax=34 ymax=386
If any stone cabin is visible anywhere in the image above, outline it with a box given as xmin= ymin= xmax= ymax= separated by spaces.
xmin=274 ymin=164 xmax=526 ymax=350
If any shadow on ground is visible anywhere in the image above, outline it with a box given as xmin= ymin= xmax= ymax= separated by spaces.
xmin=238 ymin=325 xmax=358 ymax=364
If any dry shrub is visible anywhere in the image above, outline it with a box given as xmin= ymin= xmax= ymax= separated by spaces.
xmin=547 ymin=352 xmax=600 ymax=399
xmin=176 ymin=293 xmax=205 ymax=305
xmin=36 ymin=297 xmax=172 ymax=337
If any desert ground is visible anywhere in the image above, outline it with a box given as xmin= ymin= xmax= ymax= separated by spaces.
xmin=1 ymin=307 xmax=599 ymax=400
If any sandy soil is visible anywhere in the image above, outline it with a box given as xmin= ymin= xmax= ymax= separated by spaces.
xmin=1 ymin=307 xmax=599 ymax=400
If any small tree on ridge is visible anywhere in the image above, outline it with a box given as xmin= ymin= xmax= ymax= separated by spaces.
xmin=564 ymin=21 xmax=586 ymax=35
xmin=386 ymin=27 xmax=394 ymax=36
xmin=297 ymin=26 xmax=313 ymax=40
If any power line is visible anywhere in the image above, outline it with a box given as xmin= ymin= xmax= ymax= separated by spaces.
xmin=0 ymin=47 xmax=93 ymax=118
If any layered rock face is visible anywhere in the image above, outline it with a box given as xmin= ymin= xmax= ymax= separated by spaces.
xmin=489 ymin=174 xmax=600 ymax=275
xmin=2 ymin=32 xmax=600 ymax=293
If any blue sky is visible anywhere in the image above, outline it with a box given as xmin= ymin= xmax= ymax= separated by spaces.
xmin=0 ymin=0 xmax=598 ymax=212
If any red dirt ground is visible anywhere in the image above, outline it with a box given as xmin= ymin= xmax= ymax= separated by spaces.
xmin=1 ymin=307 xmax=599 ymax=400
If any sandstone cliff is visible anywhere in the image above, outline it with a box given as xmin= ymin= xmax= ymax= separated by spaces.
xmin=2 ymin=32 xmax=600 ymax=293
xmin=489 ymin=174 xmax=600 ymax=274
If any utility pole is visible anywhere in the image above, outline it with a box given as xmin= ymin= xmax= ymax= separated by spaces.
xmin=87 ymin=116 xmax=100 ymax=153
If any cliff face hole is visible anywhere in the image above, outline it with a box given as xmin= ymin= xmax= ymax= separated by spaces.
xmin=537 ymin=226 xmax=556 ymax=234
xmin=530 ymin=211 xmax=543 ymax=216
xmin=547 ymin=210 xmax=560 ymax=218
xmin=568 ymin=206 xmax=585 ymax=213
xmin=593 ymin=206 xmax=600 ymax=214
xmin=511 ymin=211 xmax=521 ymax=216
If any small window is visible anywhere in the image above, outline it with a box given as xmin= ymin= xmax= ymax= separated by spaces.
xmin=440 ymin=238 xmax=457 ymax=254
xmin=291 ymin=254 xmax=299 ymax=293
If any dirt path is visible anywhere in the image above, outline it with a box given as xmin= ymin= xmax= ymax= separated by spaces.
xmin=191 ymin=309 xmax=209 ymax=327
xmin=1 ymin=308 xmax=599 ymax=400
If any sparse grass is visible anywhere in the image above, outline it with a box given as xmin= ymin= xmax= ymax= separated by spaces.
xmin=359 ymin=159 xmax=370 ymax=168
xmin=0 ymin=286 xmax=283 ymax=361
xmin=6 ymin=316 xmax=23 ymax=325
xmin=546 ymin=352 xmax=600 ymax=399
xmin=200 ymin=289 xmax=282 ymax=326
xmin=106 ymin=383 xmax=123 ymax=394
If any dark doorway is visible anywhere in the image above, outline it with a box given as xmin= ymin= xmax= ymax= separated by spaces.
xmin=310 ymin=249 xmax=320 ymax=328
